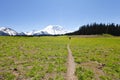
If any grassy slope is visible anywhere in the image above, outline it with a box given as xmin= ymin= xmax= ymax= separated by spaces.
xmin=0 ymin=36 xmax=68 ymax=80
xmin=70 ymin=37 xmax=120 ymax=80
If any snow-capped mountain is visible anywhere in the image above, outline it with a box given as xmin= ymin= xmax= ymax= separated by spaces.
xmin=25 ymin=30 xmax=50 ymax=36
xmin=0 ymin=27 xmax=18 ymax=36
xmin=24 ymin=31 xmax=35 ymax=36
xmin=0 ymin=25 xmax=69 ymax=36
xmin=25 ymin=25 xmax=68 ymax=35
xmin=18 ymin=32 xmax=26 ymax=36
xmin=33 ymin=31 xmax=50 ymax=36
xmin=42 ymin=25 xmax=68 ymax=35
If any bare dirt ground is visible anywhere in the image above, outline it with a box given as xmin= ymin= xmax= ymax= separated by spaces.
xmin=80 ymin=61 xmax=105 ymax=80
xmin=66 ymin=44 xmax=78 ymax=80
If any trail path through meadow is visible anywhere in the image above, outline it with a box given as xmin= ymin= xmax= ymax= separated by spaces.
xmin=66 ymin=44 xmax=78 ymax=80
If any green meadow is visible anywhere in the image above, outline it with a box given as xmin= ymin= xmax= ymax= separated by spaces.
xmin=0 ymin=36 xmax=68 ymax=80
xmin=70 ymin=37 xmax=120 ymax=80
xmin=0 ymin=36 xmax=120 ymax=80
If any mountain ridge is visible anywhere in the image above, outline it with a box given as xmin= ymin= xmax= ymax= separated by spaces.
xmin=0 ymin=27 xmax=18 ymax=36
xmin=0 ymin=25 xmax=69 ymax=36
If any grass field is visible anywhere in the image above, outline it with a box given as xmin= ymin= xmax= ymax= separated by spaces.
xmin=0 ymin=36 xmax=68 ymax=80
xmin=0 ymin=36 xmax=120 ymax=80
xmin=70 ymin=37 xmax=120 ymax=80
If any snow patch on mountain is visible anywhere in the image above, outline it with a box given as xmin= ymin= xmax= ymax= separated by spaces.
xmin=0 ymin=27 xmax=18 ymax=36
xmin=24 ymin=31 xmax=35 ymax=35
xmin=18 ymin=32 xmax=26 ymax=36
xmin=24 ymin=25 xmax=68 ymax=35
xmin=42 ymin=25 xmax=68 ymax=35
xmin=0 ymin=25 xmax=70 ymax=36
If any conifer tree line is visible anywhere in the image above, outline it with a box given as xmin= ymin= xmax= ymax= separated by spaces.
xmin=67 ymin=23 xmax=120 ymax=36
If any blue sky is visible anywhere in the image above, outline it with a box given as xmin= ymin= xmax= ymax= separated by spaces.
xmin=0 ymin=0 xmax=120 ymax=32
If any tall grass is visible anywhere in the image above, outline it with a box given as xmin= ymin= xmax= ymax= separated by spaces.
xmin=0 ymin=36 xmax=68 ymax=80
xmin=70 ymin=37 xmax=120 ymax=80
xmin=0 ymin=36 xmax=120 ymax=80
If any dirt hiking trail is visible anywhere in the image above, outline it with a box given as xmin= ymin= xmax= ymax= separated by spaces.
xmin=66 ymin=44 xmax=78 ymax=80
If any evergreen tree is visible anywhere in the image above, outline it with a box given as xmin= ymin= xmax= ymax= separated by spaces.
xmin=66 ymin=23 xmax=120 ymax=36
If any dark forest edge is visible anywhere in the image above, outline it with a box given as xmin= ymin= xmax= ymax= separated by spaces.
xmin=66 ymin=23 xmax=120 ymax=36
